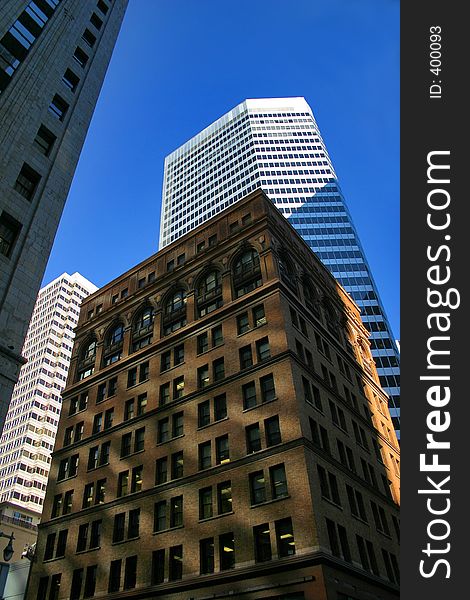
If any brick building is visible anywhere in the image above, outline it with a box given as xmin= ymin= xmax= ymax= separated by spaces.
xmin=0 ymin=0 xmax=128 ymax=431
xmin=26 ymin=190 xmax=400 ymax=600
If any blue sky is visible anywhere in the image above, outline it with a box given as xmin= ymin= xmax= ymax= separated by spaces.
xmin=43 ymin=0 xmax=400 ymax=338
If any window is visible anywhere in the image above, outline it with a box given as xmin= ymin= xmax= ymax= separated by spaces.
xmin=275 ymin=517 xmax=295 ymax=557
xmin=127 ymin=367 xmax=137 ymax=387
xmin=57 ymin=454 xmax=79 ymax=481
xmin=124 ymin=556 xmax=137 ymax=590
xmin=270 ymin=464 xmax=288 ymax=499
xmin=103 ymin=324 xmax=123 ymax=365
xmin=356 ymin=535 xmax=379 ymax=575
xmin=172 ymin=412 xmax=184 ymax=437
xmin=197 ymin=270 xmax=222 ymax=316
xmin=90 ymin=12 xmax=103 ymax=30
xmin=239 ymin=345 xmax=253 ymax=369
xmin=326 ymin=518 xmax=351 ymax=562
xmin=253 ymin=304 xmax=266 ymax=327
xmin=84 ymin=565 xmax=97 ymax=598
xmin=198 ymin=400 xmax=210 ymax=427
xmin=161 ymin=350 xmax=171 ymax=371
xmin=197 ymin=332 xmax=208 ymax=354
xmin=169 ymin=545 xmax=183 ymax=580
xmin=212 ymin=324 xmax=223 ymax=346
xmin=260 ymin=374 xmax=276 ymax=402
xmin=97 ymin=0 xmax=109 ymax=14
xmin=213 ymin=357 xmax=225 ymax=381
xmin=233 ymin=249 xmax=262 ymax=297
xmin=199 ymin=487 xmax=213 ymax=519
xmin=216 ymin=434 xmax=229 ymax=464
xmin=174 ymin=343 xmax=184 ymax=365
xmin=347 ymin=485 xmax=368 ymax=521
xmin=113 ymin=513 xmax=125 ymax=542
xmin=237 ymin=312 xmax=249 ymax=334
xmin=329 ymin=400 xmax=347 ymax=431
xmin=69 ymin=392 xmax=88 ymax=415
xmin=265 ymin=415 xmax=281 ymax=446
xmin=219 ymin=532 xmax=235 ymax=571
xmin=170 ymin=495 xmax=183 ymax=527
xmin=121 ymin=433 xmax=132 ymax=457
xmin=44 ymin=532 xmax=55 ymax=560
xmin=173 ymin=375 xmax=185 ymax=398
xmin=82 ymin=28 xmax=96 ymax=47
xmin=200 ymin=538 xmax=214 ymax=574
xmin=371 ymin=501 xmax=390 ymax=535
xmin=34 ymin=125 xmax=56 ymax=155
xmin=151 ymin=549 xmax=165 ymax=585
xmin=217 ymin=481 xmax=232 ymax=514
xmin=214 ymin=393 xmax=227 ymax=420
xmin=49 ymin=574 xmax=61 ymax=600
xmin=254 ymin=523 xmax=272 ymax=562
xmin=124 ymin=399 xmax=135 ymax=421
xmin=96 ymin=383 xmax=106 ymax=402
xmin=62 ymin=68 xmax=79 ymax=91
xmin=382 ymin=549 xmax=400 ymax=584
xmin=256 ymin=337 xmax=271 ymax=361
xmin=154 ymin=501 xmax=166 ymax=532
xmin=198 ymin=365 xmax=209 ymax=388
xmin=0 ymin=212 xmax=21 ymax=257
xmin=171 ymin=451 xmax=184 ymax=479
xmin=317 ymin=465 xmax=341 ymax=505
xmin=158 ymin=417 xmax=169 ymax=443
xmin=159 ymin=382 xmax=170 ymax=406
xmin=310 ymin=418 xmax=330 ymax=453
xmin=135 ymin=427 xmax=145 ymax=452
xmin=155 ymin=457 xmax=168 ymax=484
xmin=246 ymin=423 xmax=261 ymax=453
xmin=132 ymin=307 xmax=154 ymax=350
xmin=14 ymin=163 xmax=40 ymax=200
xmin=131 ymin=465 xmax=143 ymax=493
xmin=163 ymin=290 xmax=187 ymax=335
xmin=117 ymin=471 xmax=129 ymax=497
xmin=48 ymin=94 xmax=69 ymax=120
xmin=137 ymin=393 xmax=147 ymax=416
xmin=242 ymin=381 xmax=257 ymax=409
xmin=88 ymin=446 xmax=99 ymax=470
xmin=70 ymin=569 xmax=83 ymax=600
xmin=199 ymin=441 xmax=211 ymax=470
xmin=250 ymin=471 xmax=266 ymax=504
xmin=303 ymin=377 xmax=322 ymax=411
xmin=108 ymin=560 xmax=121 ymax=593
xmin=55 ymin=530 xmax=67 ymax=557
xmin=104 ymin=408 xmax=114 ymax=429
xmin=90 ymin=520 xmax=102 ymax=548
xmin=127 ymin=508 xmax=140 ymax=539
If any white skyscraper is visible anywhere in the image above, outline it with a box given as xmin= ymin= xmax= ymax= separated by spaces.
xmin=160 ymin=97 xmax=400 ymax=434
xmin=0 ymin=272 xmax=97 ymax=515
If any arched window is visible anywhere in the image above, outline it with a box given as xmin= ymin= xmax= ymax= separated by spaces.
xmin=77 ymin=338 xmax=97 ymax=381
xmin=103 ymin=323 xmax=124 ymax=366
xmin=196 ymin=270 xmax=223 ymax=317
xmin=132 ymin=307 xmax=154 ymax=352
xmin=302 ymin=278 xmax=320 ymax=318
xmin=163 ymin=290 xmax=187 ymax=335
xmin=323 ymin=297 xmax=339 ymax=337
xmin=233 ymin=249 xmax=262 ymax=298
xmin=278 ymin=251 xmax=297 ymax=292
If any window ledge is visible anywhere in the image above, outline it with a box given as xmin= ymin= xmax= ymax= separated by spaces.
xmin=153 ymin=525 xmax=184 ymax=536
xmin=199 ymin=511 xmax=234 ymax=524
xmin=250 ymin=494 xmax=290 ymax=509
xmin=242 ymin=397 xmax=278 ymax=413
xmin=197 ymin=416 xmax=229 ymax=431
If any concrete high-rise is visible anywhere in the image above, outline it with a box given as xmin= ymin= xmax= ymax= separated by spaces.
xmin=27 ymin=191 xmax=399 ymax=600
xmin=160 ymin=97 xmax=400 ymax=436
xmin=0 ymin=272 xmax=97 ymax=515
xmin=0 ymin=0 xmax=128 ymax=432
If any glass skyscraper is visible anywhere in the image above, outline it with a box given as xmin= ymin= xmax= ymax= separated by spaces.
xmin=160 ymin=97 xmax=400 ymax=435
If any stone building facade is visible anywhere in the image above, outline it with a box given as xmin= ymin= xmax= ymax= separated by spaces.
xmin=27 ymin=191 xmax=400 ymax=600
xmin=0 ymin=0 xmax=128 ymax=432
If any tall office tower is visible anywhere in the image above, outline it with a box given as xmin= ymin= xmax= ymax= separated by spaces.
xmin=0 ymin=272 xmax=97 ymax=516
xmin=160 ymin=97 xmax=401 ymax=436
xmin=0 ymin=0 xmax=128 ymax=432
xmin=27 ymin=191 xmax=399 ymax=600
